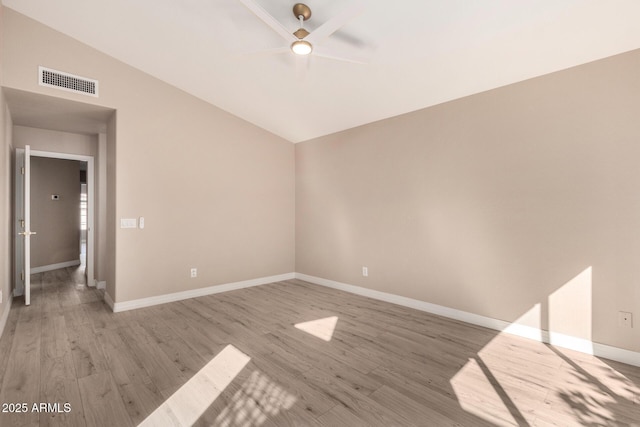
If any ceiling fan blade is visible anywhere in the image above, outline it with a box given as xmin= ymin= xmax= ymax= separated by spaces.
xmin=306 ymin=1 xmax=365 ymax=45
xmin=312 ymin=45 xmax=368 ymax=65
xmin=235 ymin=46 xmax=290 ymax=58
xmin=295 ymin=55 xmax=310 ymax=81
xmin=238 ymin=0 xmax=297 ymax=43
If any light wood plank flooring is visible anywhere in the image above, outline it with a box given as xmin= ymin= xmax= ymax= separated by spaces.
xmin=0 ymin=267 xmax=639 ymax=426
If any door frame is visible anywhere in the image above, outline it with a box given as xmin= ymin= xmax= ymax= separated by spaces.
xmin=14 ymin=149 xmax=95 ymax=296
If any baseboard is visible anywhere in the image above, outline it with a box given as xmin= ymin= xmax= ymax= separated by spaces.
xmin=592 ymin=342 xmax=640 ymax=367
xmin=96 ymin=281 xmax=106 ymax=290
xmin=295 ymin=273 xmax=640 ymax=368
xmin=0 ymin=294 xmax=13 ymax=340
xmin=110 ymin=273 xmax=296 ymax=313
xmin=31 ymin=260 xmax=80 ymax=274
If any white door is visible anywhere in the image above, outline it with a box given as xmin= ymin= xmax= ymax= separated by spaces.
xmin=17 ymin=145 xmax=36 ymax=305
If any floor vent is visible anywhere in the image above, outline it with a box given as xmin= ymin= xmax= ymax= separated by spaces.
xmin=38 ymin=66 xmax=99 ymax=97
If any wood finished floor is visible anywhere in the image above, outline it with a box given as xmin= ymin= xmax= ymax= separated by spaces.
xmin=0 ymin=268 xmax=639 ymax=426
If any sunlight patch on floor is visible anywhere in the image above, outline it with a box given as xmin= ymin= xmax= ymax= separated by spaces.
xmin=294 ymin=316 xmax=338 ymax=341
xmin=450 ymin=356 xmax=520 ymax=426
xmin=215 ymin=370 xmax=297 ymax=426
xmin=449 ymin=265 xmax=640 ymax=426
xmin=549 ymin=347 xmax=640 ymax=426
xmin=139 ymin=344 xmax=250 ymax=426
xmin=556 ymin=386 xmax=616 ymax=426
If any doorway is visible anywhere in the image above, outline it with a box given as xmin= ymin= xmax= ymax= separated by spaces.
xmin=14 ymin=148 xmax=95 ymax=303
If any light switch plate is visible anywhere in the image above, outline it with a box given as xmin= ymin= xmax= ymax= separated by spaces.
xmin=120 ymin=218 xmax=137 ymax=229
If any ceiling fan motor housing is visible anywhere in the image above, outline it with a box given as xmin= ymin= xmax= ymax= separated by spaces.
xmin=293 ymin=3 xmax=312 ymax=21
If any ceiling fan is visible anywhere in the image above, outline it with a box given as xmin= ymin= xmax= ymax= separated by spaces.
xmin=238 ymin=0 xmax=367 ymax=64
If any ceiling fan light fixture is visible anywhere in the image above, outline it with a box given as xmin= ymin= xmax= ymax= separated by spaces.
xmin=291 ymin=40 xmax=312 ymax=55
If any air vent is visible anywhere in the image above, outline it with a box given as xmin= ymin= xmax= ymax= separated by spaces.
xmin=38 ymin=66 xmax=99 ymax=97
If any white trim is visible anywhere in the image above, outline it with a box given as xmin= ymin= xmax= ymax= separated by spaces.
xmin=0 ymin=294 xmax=13 ymax=339
xmin=30 ymin=150 xmax=92 ymax=162
xmin=31 ymin=260 xmax=80 ymax=274
xmin=96 ymin=281 xmax=106 ymax=290
xmin=110 ymin=273 xmax=296 ymax=313
xmin=593 ymin=342 xmax=640 ymax=367
xmin=295 ymin=273 xmax=640 ymax=368
xmin=548 ymin=331 xmax=594 ymax=355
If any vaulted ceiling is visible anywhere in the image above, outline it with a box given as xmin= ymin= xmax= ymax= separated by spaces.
xmin=4 ymin=0 xmax=640 ymax=142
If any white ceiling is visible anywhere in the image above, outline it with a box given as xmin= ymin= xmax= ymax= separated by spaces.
xmin=4 ymin=0 xmax=640 ymax=143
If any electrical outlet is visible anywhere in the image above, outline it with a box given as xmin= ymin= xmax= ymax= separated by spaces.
xmin=362 ymin=266 xmax=368 ymax=277
xmin=618 ymin=311 xmax=633 ymax=328
xmin=190 ymin=268 xmax=197 ymax=278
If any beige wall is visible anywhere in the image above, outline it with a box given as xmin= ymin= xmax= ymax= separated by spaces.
xmin=105 ymin=114 xmax=116 ymax=301
xmin=97 ymin=133 xmax=107 ymax=285
xmin=0 ymin=3 xmax=12 ymax=329
xmin=296 ymin=49 xmax=640 ymax=353
xmin=29 ymin=157 xmax=80 ymax=268
xmin=0 ymin=90 xmax=13 ymax=330
xmin=2 ymin=8 xmax=295 ymax=303
xmin=13 ymin=125 xmax=98 ymax=156
xmin=0 ymin=92 xmax=5 ymax=320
